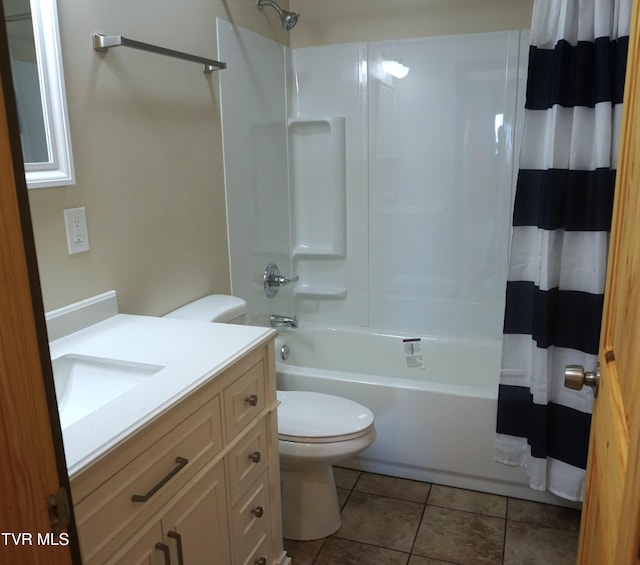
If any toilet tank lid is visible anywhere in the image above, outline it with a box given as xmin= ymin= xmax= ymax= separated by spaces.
xmin=164 ymin=294 xmax=247 ymax=322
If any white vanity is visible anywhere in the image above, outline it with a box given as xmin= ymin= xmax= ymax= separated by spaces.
xmin=48 ymin=295 xmax=289 ymax=564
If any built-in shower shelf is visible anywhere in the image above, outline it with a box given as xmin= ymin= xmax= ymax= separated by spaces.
xmin=288 ymin=117 xmax=343 ymax=127
xmin=289 ymin=116 xmax=347 ymax=260
xmin=292 ymin=244 xmax=345 ymax=259
xmin=382 ymin=204 xmax=445 ymax=215
xmin=294 ymin=285 xmax=348 ymax=299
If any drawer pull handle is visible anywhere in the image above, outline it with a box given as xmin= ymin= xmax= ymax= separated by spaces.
xmin=246 ymin=394 xmax=259 ymax=406
xmin=155 ymin=542 xmax=171 ymax=565
xmin=132 ymin=456 xmax=189 ymax=502
xmin=167 ymin=531 xmax=184 ymax=565
xmin=252 ymin=506 xmax=264 ymax=518
xmin=248 ymin=451 xmax=262 ymax=463
xmin=255 ymin=558 xmax=267 ymax=565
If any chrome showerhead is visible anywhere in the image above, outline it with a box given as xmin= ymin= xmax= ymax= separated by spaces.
xmin=281 ymin=11 xmax=299 ymax=30
xmin=257 ymin=0 xmax=300 ymax=31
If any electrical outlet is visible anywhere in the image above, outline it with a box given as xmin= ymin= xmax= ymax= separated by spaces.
xmin=64 ymin=207 xmax=90 ymax=254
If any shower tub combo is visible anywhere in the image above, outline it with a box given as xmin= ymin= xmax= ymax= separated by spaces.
xmin=217 ymin=23 xmax=564 ymax=504
xmin=275 ymin=325 xmax=563 ymax=504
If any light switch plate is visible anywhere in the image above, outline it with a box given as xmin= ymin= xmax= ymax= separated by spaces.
xmin=64 ymin=207 xmax=90 ymax=254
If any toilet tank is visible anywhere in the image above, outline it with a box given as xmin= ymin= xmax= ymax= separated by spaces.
xmin=164 ymin=295 xmax=247 ymax=324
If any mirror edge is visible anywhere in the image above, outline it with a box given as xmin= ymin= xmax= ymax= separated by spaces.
xmin=25 ymin=0 xmax=75 ymax=189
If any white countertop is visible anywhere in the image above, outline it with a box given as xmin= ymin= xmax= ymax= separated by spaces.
xmin=49 ymin=314 xmax=275 ymax=477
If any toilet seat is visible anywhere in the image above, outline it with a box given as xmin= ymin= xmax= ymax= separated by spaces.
xmin=277 ymin=390 xmax=374 ymax=443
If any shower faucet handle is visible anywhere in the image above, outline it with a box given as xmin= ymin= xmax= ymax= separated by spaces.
xmin=264 ymin=263 xmax=299 ymax=298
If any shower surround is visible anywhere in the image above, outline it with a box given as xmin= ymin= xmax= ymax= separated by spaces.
xmin=216 ymin=21 xmax=568 ymax=503
xmin=218 ymin=19 xmax=527 ymax=340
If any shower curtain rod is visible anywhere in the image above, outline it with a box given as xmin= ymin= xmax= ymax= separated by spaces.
xmin=92 ymin=33 xmax=226 ymax=74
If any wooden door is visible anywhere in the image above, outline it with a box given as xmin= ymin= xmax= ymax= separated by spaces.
xmin=577 ymin=1 xmax=640 ymax=563
xmin=0 ymin=11 xmax=77 ymax=565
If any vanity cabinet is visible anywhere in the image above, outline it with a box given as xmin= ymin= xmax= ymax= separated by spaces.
xmin=104 ymin=460 xmax=229 ymax=564
xmin=70 ymin=339 xmax=288 ymax=565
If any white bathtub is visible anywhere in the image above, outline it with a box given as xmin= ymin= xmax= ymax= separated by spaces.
xmin=275 ymin=326 xmax=569 ymax=505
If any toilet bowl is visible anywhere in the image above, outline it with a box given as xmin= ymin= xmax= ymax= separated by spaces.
xmin=164 ymin=295 xmax=377 ymax=540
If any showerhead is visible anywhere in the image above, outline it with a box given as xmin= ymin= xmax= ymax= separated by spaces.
xmin=257 ymin=0 xmax=300 ymax=31
xmin=281 ymin=11 xmax=300 ymax=30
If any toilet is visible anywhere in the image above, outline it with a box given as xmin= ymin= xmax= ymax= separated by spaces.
xmin=164 ymin=295 xmax=377 ymax=540
xmin=276 ymin=390 xmax=375 ymax=539
xmin=164 ymin=294 xmax=247 ymax=324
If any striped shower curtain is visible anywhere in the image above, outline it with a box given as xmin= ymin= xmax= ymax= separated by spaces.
xmin=495 ymin=0 xmax=631 ymax=501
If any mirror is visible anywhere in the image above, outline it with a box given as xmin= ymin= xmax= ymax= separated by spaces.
xmin=4 ymin=0 xmax=74 ymax=188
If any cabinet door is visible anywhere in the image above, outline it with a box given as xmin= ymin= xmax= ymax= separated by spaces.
xmin=162 ymin=460 xmax=231 ymax=565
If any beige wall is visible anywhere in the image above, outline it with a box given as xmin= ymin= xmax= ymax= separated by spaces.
xmin=28 ymin=0 xmax=532 ymax=317
xmin=28 ymin=0 xmax=291 ymax=316
xmin=289 ymin=0 xmax=533 ymax=47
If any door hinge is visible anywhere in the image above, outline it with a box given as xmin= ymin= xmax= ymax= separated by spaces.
xmin=47 ymin=486 xmax=70 ymax=534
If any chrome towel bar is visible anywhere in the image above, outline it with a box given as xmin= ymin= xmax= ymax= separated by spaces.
xmin=92 ymin=33 xmax=226 ymax=74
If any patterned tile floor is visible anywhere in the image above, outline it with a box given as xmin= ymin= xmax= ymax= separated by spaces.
xmin=283 ymin=467 xmax=581 ymax=565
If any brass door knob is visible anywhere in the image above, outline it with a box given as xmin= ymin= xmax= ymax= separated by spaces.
xmin=564 ymin=363 xmax=599 ymax=397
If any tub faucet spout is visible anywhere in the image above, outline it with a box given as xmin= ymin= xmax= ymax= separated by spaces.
xmin=270 ymin=314 xmax=298 ymax=328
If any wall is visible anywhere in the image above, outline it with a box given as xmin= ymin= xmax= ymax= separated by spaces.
xmin=217 ymin=20 xmax=292 ymax=326
xmin=288 ymin=31 xmax=528 ymax=339
xmin=365 ymin=33 xmax=525 ymax=338
xmin=27 ymin=0 xmax=292 ymax=315
xmin=286 ymin=43 xmax=368 ymax=327
xmin=220 ymin=23 xmax=528 ymax=340
xmin=289 ymin=0 xmax=533 ymax=47
xmin=26 ymin=0 xmax=531 ymax=317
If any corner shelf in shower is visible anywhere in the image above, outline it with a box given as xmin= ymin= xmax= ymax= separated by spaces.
xmin=294 ymin=285 xmax=348 ymax=299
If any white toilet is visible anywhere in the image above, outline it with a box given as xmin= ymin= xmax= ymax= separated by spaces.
xmin=164 ymin=295 xmax=377 ymax=540
xmin=276 ymin=390 xmax=375 ymax=539
xmin=164 ymin=293 xmax=248 ymax=324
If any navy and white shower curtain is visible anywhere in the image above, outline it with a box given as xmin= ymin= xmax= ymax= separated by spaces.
xmin=495 ymin=0 xmax=631 ymax=501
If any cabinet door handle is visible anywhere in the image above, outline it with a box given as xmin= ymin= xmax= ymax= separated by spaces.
xmin=167 ymin=531 xmax=184 ymax=565
xmin=251 ymin=506 xmax=264 ymax=518
xmin=131 ymin=457 xmax=189 ymax=502
xmin=248 ymin=451 xmax=262 ymax=463
xmin=245 ymin=394 xmax=258 ymax=406
xmin=155 ymin=542 xmax=171 ymax=565
xmin=255 ymin=557 xmax=267 ymax=565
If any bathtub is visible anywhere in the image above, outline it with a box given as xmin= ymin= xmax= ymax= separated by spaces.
xmin=275 ymin=326 xmax=569 ymax=505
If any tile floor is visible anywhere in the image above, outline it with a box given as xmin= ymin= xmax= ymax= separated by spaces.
xmin=283 ymin=467 xmax=581 ymax=565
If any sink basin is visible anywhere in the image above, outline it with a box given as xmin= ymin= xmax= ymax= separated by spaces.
xmin=52 ymin=354 xmax=164 ymax=429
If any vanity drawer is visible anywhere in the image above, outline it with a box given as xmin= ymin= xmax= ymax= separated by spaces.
xmin=226 ymin=417 xmax=269 ymax=504
xmin=223 ymin=358 xmax=266 ymax=442
xmin=240 ymin=533 xmax=273 ymax=565
xmin=76 ymin=395 xmax=223 ymax=564
xmin=231 ymin=469 xmax=273 ymax=565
